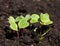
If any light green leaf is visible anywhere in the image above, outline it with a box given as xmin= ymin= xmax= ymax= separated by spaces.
xmin=30 ymin=19 xmax=38 ymax=23
xmin=8 ymin=16 xmax=18 ymax=31
xmin=18 ymin=18 xmax=29 ymax=29
xmin=8 ymin=16 xmax=15 ymax=24
xmin=15 ymin=16 xmax=21 ymax=22
xmin=40 ymin=13 xmax=53 ymax=25
xmin=15 ymin=16 xmax=24 ymax=22
xmin=30 ymin=14 xmax=39 ymax=23
xmin=20 ymin=15 xmax=24 ymax=19
xmin=25 ymin=14 xmax=31 ymax=21
xmin=15 ymin=16 xmax=20 ymax=22
xmin=10 ymin=23 xmax=18 ymax=31
xmin=18 ymin=15 xmax=30 ymax=29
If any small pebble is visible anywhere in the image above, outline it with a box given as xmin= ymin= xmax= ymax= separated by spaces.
xmin=31 ymin=44 xmax=34 ymax=46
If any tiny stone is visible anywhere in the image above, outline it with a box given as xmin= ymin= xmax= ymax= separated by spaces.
xmin=31 ymin=44 xmax=34 ymax=46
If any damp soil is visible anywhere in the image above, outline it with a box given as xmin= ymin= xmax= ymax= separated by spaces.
xmin=0 ymin=0 xmax=60 ymax=46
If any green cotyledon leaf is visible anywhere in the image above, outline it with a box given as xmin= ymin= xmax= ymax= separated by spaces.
xmin=15 ymin=16 xmax=24 ymax=22
xmin=30 ymin=19 xmax=38 ymax=23
xmin=18 ymin=14 xmax=30 ymax=29
xmin=10 ymin=22 xmax=18 ymax=31
xmin=18 ymin=18 xmax=29 ymax=29
xmin=40 ymin=13 xmax=53 ymax=25
xmin=30 ymin=14 xmax=39 ymax=23
xmin=25 ymin=14 xmax=31 ymax=21
xmin=8 ymin=16 xmax=15 ymax=24
xmin=15 ymin=16 xmax=21 ymax=22
xmin=8 ymin=16 xmax=18 ymax=31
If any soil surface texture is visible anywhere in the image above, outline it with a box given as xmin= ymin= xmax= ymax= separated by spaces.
xmin=0 ymin=0 xmax=60 ymax=46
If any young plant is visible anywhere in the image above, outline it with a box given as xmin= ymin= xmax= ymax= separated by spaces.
xmin=8 ymin=13 xmax=53 ymax=44
xmin=38 ymin=13 xmax=53 ymax=43
xmin=30 ymin=14 xmax=39 ymax=23
xmin=8 ymin=15 xmax=30 ymax=46
xmin=8 ymin=15 xmax=30 ymax=31
xmin=40 ymin=13 xmax=53 ymax=25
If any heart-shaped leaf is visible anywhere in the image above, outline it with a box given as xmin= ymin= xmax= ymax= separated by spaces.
xmin=8 ymin=16 xmax=18 ymax=31
xmin=18 ymin=18 xmax=29 ymax=29
xmin=30 ymin=14 xmax=39 ymax=23
xmin=15 ymin=16 xmax=21 ymax=22
xmin=10 ymin=22 xmax=18 ymax=31
xmin=25 ymin=14 xmax=31 ymax=20
xmin=8 ymin=16 xmax=15 ymax=24
xmin=40 ymin=13 xmax=53 ymax=25
xmin=15 ymin=16 xmax=24 ymax=22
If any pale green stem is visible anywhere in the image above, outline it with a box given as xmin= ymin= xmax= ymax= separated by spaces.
xmin=41 ymin=28 xmax=51 ymax=37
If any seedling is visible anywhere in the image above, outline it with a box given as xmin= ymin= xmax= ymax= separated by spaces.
xmin=8 ymin=15 xmax=30 ymax=46
xmin=40 ymin=13 xmax=53 ymax=25
xmin=8 ymin=13 xmax=53 ymax=44
xmin=8 ymin=14 xmax=30 ymax=34
xmin=39 ymin=13 xmax=53 ymax=36
xmin=8 ymin=15 xmax=30 ymax=31
xmin=38 ymin=13 xmax=53 ymax=43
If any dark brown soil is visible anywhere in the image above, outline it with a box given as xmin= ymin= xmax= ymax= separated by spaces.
xmin=0 ymin=0 xmax=60 ymax=46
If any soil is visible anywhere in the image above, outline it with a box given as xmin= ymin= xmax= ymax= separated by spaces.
xmin=0 ymin=0 xmax=60 ymax=46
